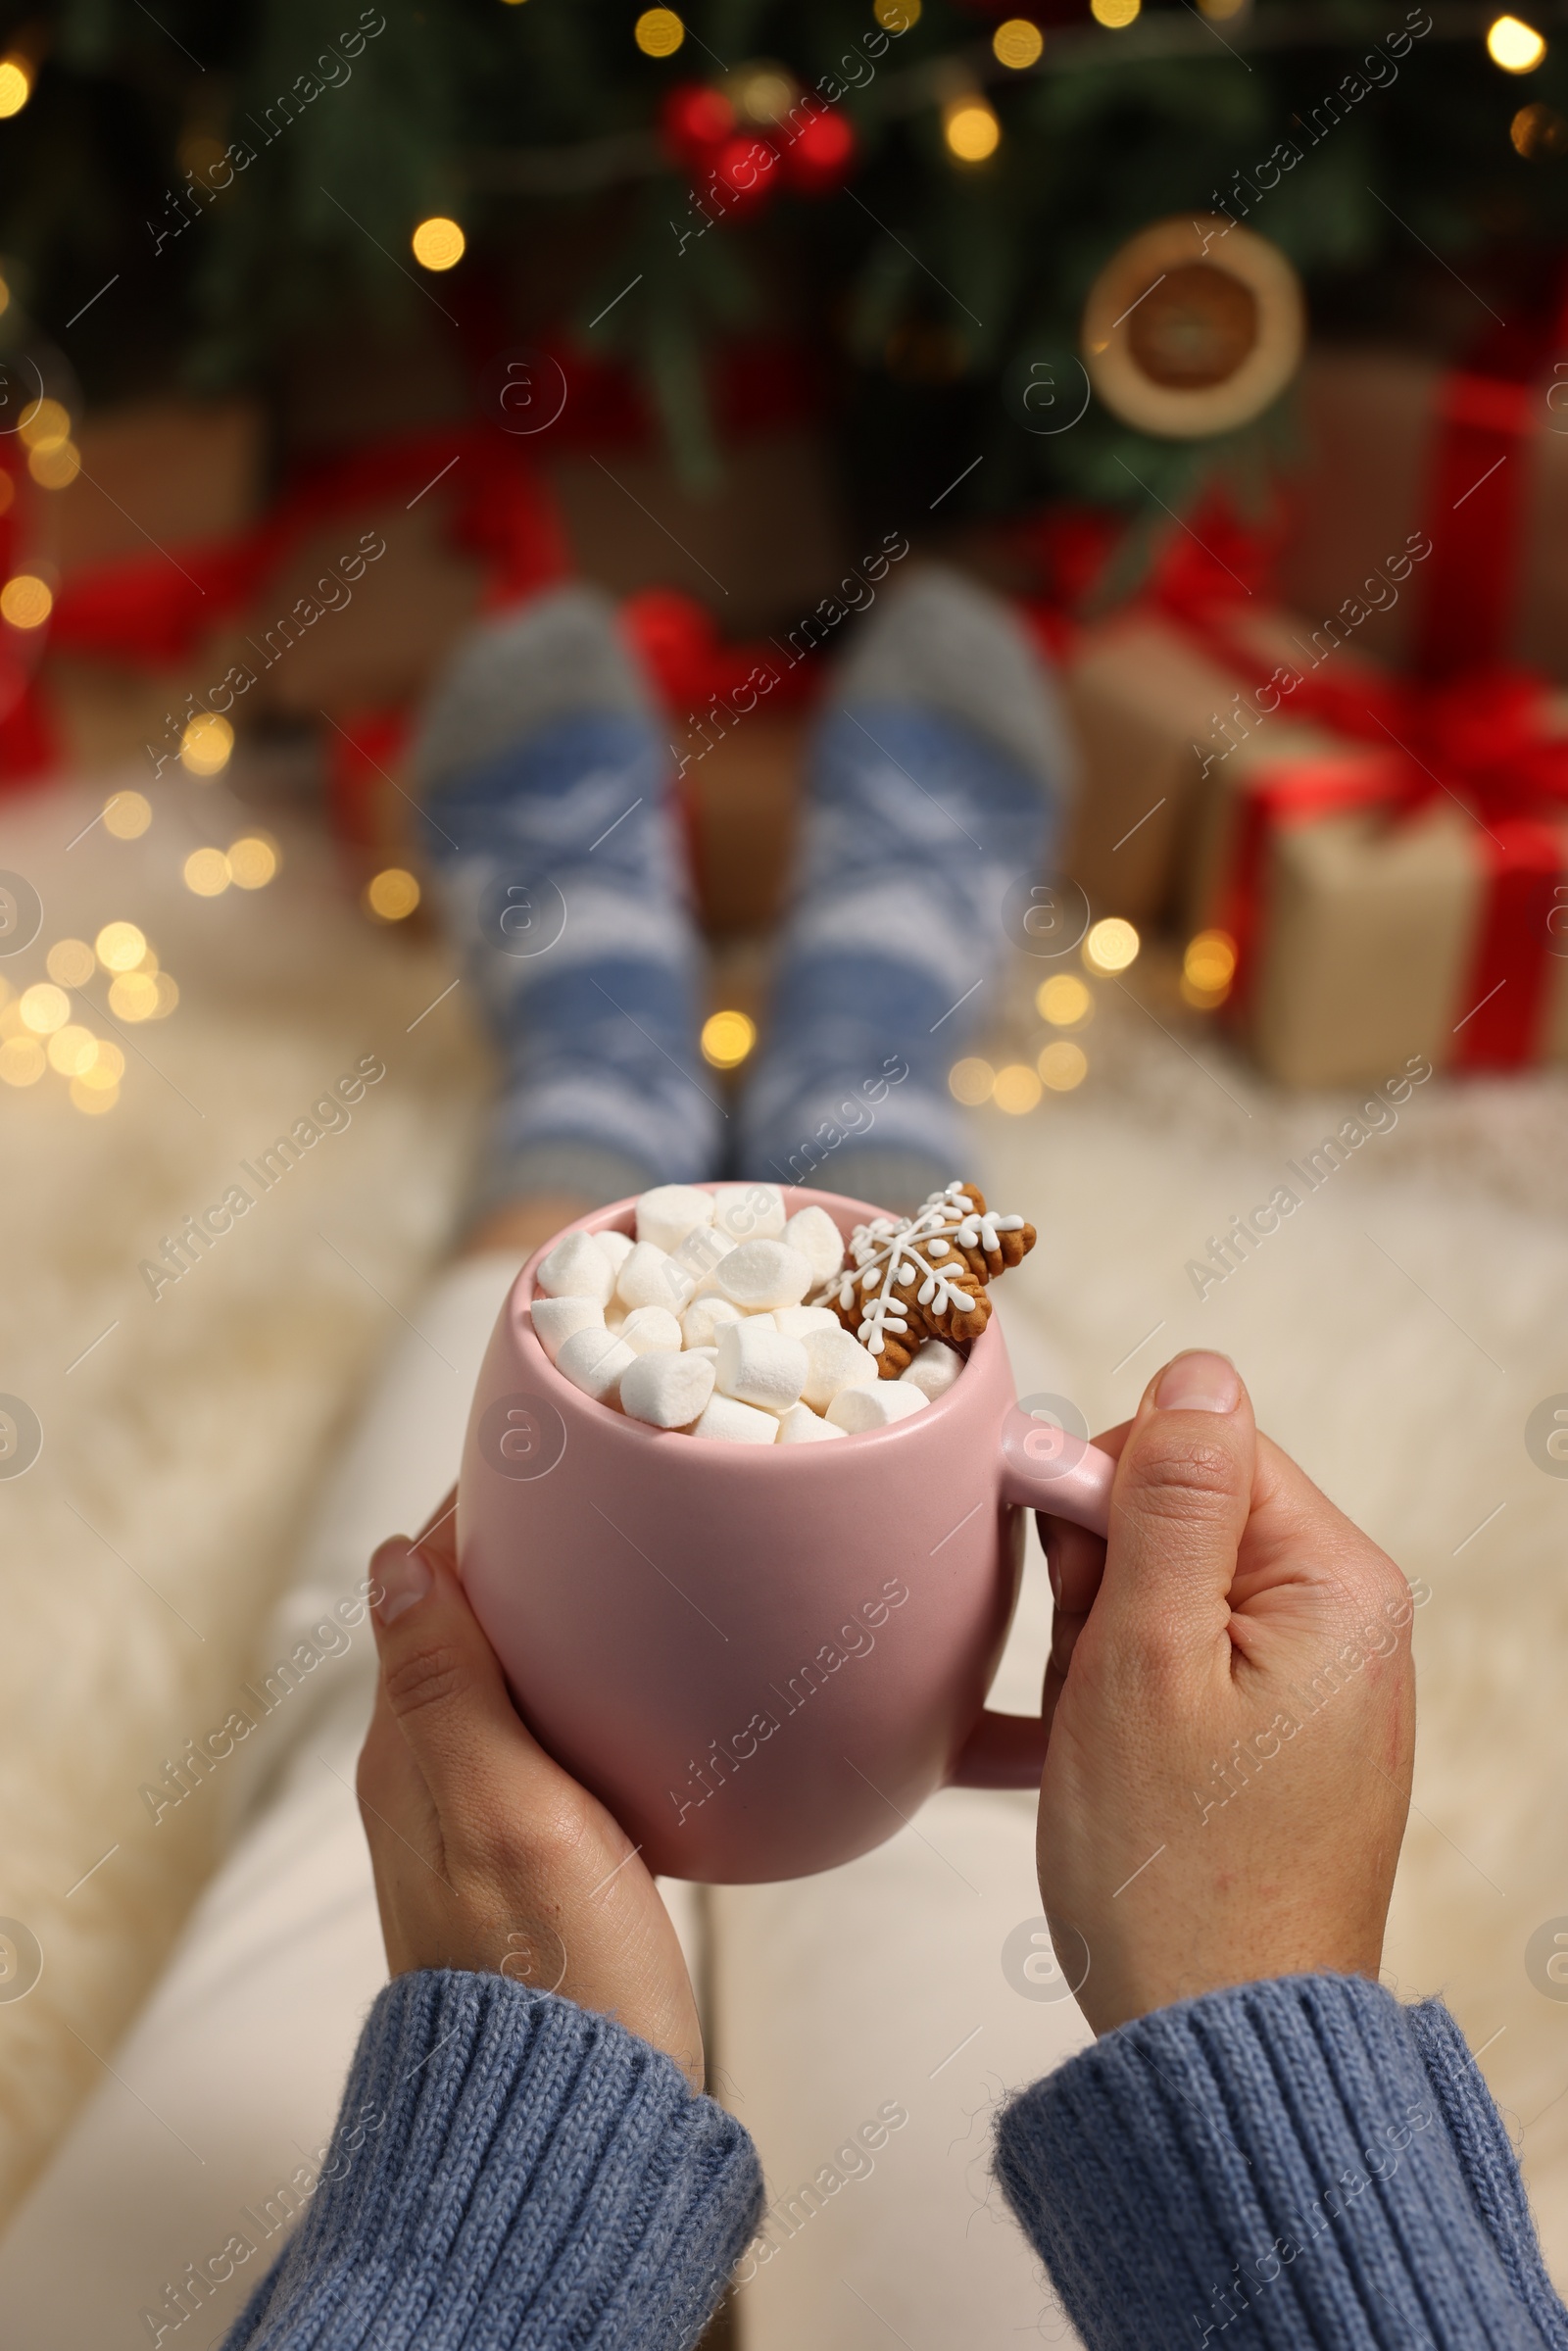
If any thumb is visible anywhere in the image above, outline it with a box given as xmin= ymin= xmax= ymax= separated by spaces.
xmin=1099 ymin=1351 xmax=1256 ymax=1656
xmin=368 ymin=1530 xmax=549 ymax=1827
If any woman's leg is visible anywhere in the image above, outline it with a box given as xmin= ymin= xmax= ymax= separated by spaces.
xmin=737 ymin=568 xmax=1076 ymax=1210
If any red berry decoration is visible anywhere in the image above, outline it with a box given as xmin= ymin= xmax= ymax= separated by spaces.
xmin=782 ymin=106 xmax=857 ymax=194
xmin=660 ymin=82 xmax=735 ymax=171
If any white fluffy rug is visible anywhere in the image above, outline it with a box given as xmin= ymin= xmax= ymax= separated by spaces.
xmin=4 ymin=767 xmax=1568 ymax=2300
xmin=0 ymin=768 xmax=482 ymax=2222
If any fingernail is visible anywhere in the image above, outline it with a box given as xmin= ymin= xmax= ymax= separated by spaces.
xmin=375 ymin=1541 xmax=432 ymax=1627
xmin=1154 ymin=1351 xmax=1240 ymax=1413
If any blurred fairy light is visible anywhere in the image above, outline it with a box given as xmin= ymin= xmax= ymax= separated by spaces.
xmin=366 ymin=867 xmax=420 ymax=921
xmin=943 ymin=96 xmax=1001 ymax=162
xmin=1091 ymin=0 xmax=1141 ymax=24
xmin=701 ymin=1009 xmax=756 ymax=1069
xmin=993 ymin=1062 xmax=1043 ymax=1114
xmin=228 ymin=835 xmax=279 ymax=889
xmin=46 ymin=938 xmax=95 ymax=987
xmin=1038 ymin=1040 xmax=1089 ymax=1092
xmin=180 ymin=713 xmax=232 ymax=775
xmin=993 ymin=19 xmax=1043 ymax=67
xmin=412 ymin=216 xmax=466 ymax=270
xmin=1182 ymin=928 xmax=1237 ymax=1006
xmin=104 ymin=789 xmax=152 ymax=838
xmin=183 ymin=847 xmax=231 ymax=897
xmin=948 ymin=1056 xmax=995 ymax=1106
xmin=1489 ymin=13 xmax=1545 ymax=68
xmin=634 ymin=7 xmax=685 ymax=54
xmin=95 ymin=920 xmax=146 ymax=971
xmin=1 ymin=574 xmax=51 ymax=628
xmin=1036 ymin=973 xmax=1091 ymax=1027
xmin=19 ymin=982 xmax=68 ymax=1033
xmin=0 ymin=58 xmax=31 ymax=117
xmin=1083 ymin=916 xmax=1140 ymax=974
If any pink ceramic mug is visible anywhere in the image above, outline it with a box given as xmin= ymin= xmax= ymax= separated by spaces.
xmin=458 ymin=1185 xmax=1116 ymax=1883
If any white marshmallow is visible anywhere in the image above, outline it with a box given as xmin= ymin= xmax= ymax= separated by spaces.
xmin=772 ymin=1304 xmax=838 ymax=1342
xmin=782 ymin=1204 xmax=846 ymax=1288
xmin=692 ymin=1394 xmax=781 ymax=1445
xmin=680 ymin=1294 xmax=744 ymax=1349
xmin=715 ymin=1321 xmax=808 ymax=1413
xmin=711 ymin=1239 xmax=813 ymax=1313
xmin=712 ymin=1182 xmax=786 ymax=1244
xmin=617 ymin=1241 xmax=684 ymax=1312
xmin=827 ymin=1381 xmax=930 ymax=1434
xmin=555 ymin=1325 xmax=637 ymax=1404
xmin=596 ymin=1229 xmax=635 ymax=1276
xmin=636 ymin=1184 xmax=715 ymax=1254
xmin=685 ymin=1345 xmax=718 ymax=1364
xmin=801 ymin=1326 xmax=881 ymax=1413
xmin=605 ymin=1301 xmax=627 ymax=1332
xmin=617 ymin=1305 xmax=684 ymax=1356
xmin=776 ymin=1400 xmax=847 ymax=1444
xmin=902 ymin=1339 xmax=964 ymax=1400
xmin=530 ymin=1296 xmax=605 ymax=1363
xmin=535 ymin=1230 xmax=615 ymax=1306
xmin=620 ymin=1348 xmax=715 ymax=1430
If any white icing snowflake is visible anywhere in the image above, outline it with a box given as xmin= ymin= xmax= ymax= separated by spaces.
xmin=814 ymin=1183 xmax=1025 ymax=1358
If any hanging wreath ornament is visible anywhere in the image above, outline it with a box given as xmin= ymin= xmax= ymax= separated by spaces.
xmin=1080 ymin=216 xmax=1305 ymax=439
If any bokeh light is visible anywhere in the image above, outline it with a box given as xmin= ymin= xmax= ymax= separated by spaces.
xmin=103 ymin=789 xmax=152 ymax=838
xmin=1182 ymin=928 xmax=1238 ymax=1007
xmin=179 ymin=712 xmax=232 ymax=775
xmin=18 ymin=398 xmax=68 ymax=450
xmin=1488 ymin=13 xmax=1545 ymax=69
xmin=366 ymin=867 xmax=421 ymax=921
xmin=0 ymin=58 xmax=31 ymax=116
xmin=1038 ymin=1040 xmax=1089 ymax=1092
xmin=46 ymin=938 xmax=95 ymax=988
xmin=993 ymin=1062 xmax=1043 ymax=1114
xmin=20 ymin=982 xmax=69 ymax=1034
xmin=0 ymin=1035 xmax=44 ymax=1084
xmin=1 ymin=574 xmax=51 ymax=628
xmin=1091 ymin=0 xmax=1141 ymax=24
xmin=228 ymin=835 xmax=279 ymax=890
xmin=95 ymin=920 xmax=147 ymax=971
xmin=108 ymin=970 xmax=159 ymax=1021
xmin=78 ymin=1040 xmax=124 ymax=1087
xmin=27 ymin=439 xmax=79 ymax=490
xmin=944 ymin=98 xmax=1001 ymax=161
xmin=46 ymin=1024 xmax=98 ymax=1076
xmin=948 ymin=1056 xmax=995 ymax=1106
xmin=412 ymin=216 xmax=466 ymax=270
xmin=71 ymin=1075 xmax=119 ymax=1114
xmin=875 ymin=0 xmax=919 ymax=23
xmin=634 ymin=7 xmax=685 ymax=54
xmin=1036 ymin=972 xmax=1092 ymax=1027
xmin=183 ymin=848 xmax=231 ymax=897
xmin=993 ymin=18 xmax=1044 ymax=66
xmin=700 ymin=1008 xmax=757 ymax=1068
xmin=1083 ymin=916 xmax=1140 ymax=974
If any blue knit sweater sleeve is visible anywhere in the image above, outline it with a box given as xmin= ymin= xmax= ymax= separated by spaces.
xmin=994 ymin=1973 xmax=1568 ymax=2351
xmin=220 ymin=1969 xmax=761 ymax=2351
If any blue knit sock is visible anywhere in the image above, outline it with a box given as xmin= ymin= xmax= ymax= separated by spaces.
xmin=414 ymin=589 xmax=722 ymax=1215
xmin=737 ymin=568 xmax=1076 ymax=1210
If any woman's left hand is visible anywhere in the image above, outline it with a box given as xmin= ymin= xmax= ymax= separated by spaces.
xmin=358 ymin=1492 xmax=704 ymax=2088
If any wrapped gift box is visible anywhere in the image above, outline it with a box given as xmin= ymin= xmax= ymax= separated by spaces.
xmin=1277 ymin=343 xmax=1568 ymax=682
xmin=1066 ymin=592 xmax=1568 ymax=1086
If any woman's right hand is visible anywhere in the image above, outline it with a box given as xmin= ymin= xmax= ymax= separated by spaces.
xmin=1035 ymin=1350 xmax=1417 ymax=2036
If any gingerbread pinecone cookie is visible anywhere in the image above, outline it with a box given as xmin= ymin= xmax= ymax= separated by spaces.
xmin=815 ymin=1181 xmax=1036 ymax=1377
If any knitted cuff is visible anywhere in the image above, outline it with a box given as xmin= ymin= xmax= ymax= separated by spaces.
xmin=994 ymin=1974 xmax=1563 ymax=2351
xmin=223 ymin=1972 xmax=761 ymax=2351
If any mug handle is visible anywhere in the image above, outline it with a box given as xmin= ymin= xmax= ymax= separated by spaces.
xmin=948 ymin=1406 xmax=1116 ymax=1791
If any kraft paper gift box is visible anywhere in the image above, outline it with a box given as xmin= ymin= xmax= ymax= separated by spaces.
xmin=1277 ymin=342 xmax=1568 ymax=682
xmin=1183 ymin=672 xmax=1568 ymax=1090
xmin=1059 ymin=600 xmax=1395 ymax=925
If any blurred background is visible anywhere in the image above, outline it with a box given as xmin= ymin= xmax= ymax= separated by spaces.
xmin=0 ymin=0 xmax=1566 ymax=2342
